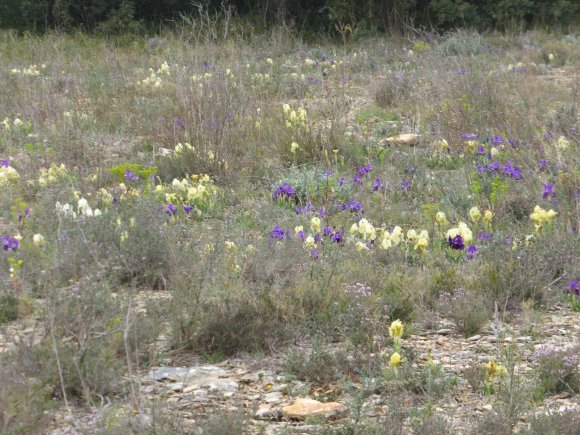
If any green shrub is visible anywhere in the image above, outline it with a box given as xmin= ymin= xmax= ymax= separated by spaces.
xmin=436 ymin=287 xmax=489 ymax=337
xmin=525 ymin=407 xmax=580 ymax=435
xmin=0 ymin=361 xmax=53 ymax=434
xmin=285 ymin=339 xmax=353 ymax=385
xmin=0 ymin=292 xmax=18 ymax=324
xmin=533 ymin=345 xmax=580 ymax=396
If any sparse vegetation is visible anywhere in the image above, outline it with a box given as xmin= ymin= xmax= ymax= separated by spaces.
xmin=0 ymin=24 xmax=578 ymax=433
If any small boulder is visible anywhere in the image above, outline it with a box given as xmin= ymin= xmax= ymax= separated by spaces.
xmin=255 ymin=406 xmax=283 ymax=421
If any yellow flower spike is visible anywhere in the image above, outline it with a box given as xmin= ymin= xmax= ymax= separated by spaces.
xmin=426 ymin=349 xmax=434 ymax=367
xmin=350 ymin=223 xmax=359 ymax=236
xmin=483 ymin=210 xmax=493 ymax=224
xmin=390 ymin=352 xmax=402 ymax=367
xmin=466 ymin=140 xmax=478 ymax=153
xmin=469 ymin=206 xmax=481 ymax=222
xmin=380 ymin=237 xmax=393 ymax=250
xmin=304 ymin=236 xmax=315 ymax=249
xmin=33 ymin=234 xmax=45 ymax=246
xmin=356 ymin=241 xmax=369 ymax=252
xmin=556 ymin=136 xmax=569 ymax=150
xmin=484 ymin=359 xmax=508 ymax=382
xmin=389 ymin=319 xmax=404 ymax=339
xmin=414 ymin=236 xmax=429 ymax=250
xmin=310 ymin=217 xmax=321 ymax=234
xmin=435 ymin=211 xmax=448 ymax=225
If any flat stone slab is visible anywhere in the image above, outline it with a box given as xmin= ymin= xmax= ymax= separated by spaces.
xmin=150 ymin=366 xmax=239 ymax=393
xmin=380 ymin=133 xmax=421 ymax=145
xmin=282 ymin=398 xmax=347 ymax=421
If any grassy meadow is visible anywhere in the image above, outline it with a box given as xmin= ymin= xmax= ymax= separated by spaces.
xmin=0 ymin=27 xmax=579 ymax=433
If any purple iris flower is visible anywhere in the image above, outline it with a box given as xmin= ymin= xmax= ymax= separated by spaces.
xmin=490 ymin=161 xmax=499 ymax=171
xmin=338 ymin=177 xmax=346 ymax=186
xmin=357 ymin=163 xmax=372 ymax=176
xmin=112 ymin=197 xmax=119 ymax=205
xmin=270 ymin=225 xmax=289 ymax=240
xmin=310 ymin=248 xmax=320 ymax=259
xmin=493 ymin=135 xmax=504 ymax=146
xmin=318 ymin=208 xmax=327 ymax=217
xmin=401 ymin=180 xmax=411 ymax=191
xmin=332 ymin=231 xmax=344 ymax=244
xmin=477 ymin=232 xmax=493 ymax=242
xmin=503 ymin=163 xmax=523 ymax=180
xmin=477 ymin=146 xmax=485 ymax=156
xmin=542 ymin=183 xmax=555 ymax=199
xmin=449 ymin=235 xmax=465 ymax=250
xmin=296 ymin=230 xmax=306 ymax=240
xmin=466 ymin=245 xmax=478 ymax=259
xmin=341 ymin=200 xmax=362 ymax=213
xmin=1 ymin=159 xmax=9 ymax=167
xmin=183 ymin=205 xmax=193 ymax=213
xmin=463 ymin=133 xmax=478 ymax=140
xmin=166 ymin=203 xmax=177 ymax=216
xmin=511 ymin=167 xmax=523 ymax=180
xmin=456 ymin=67 xmax=466 ymax=75
xmin=352 ymin=175 xmax=363 ymax=185
xmin=323 ymin=169 xmax=334 ymax=177
xmin=373 ymin=178 xmax=383 ymax=192
xmin=173 ymin=117 xmax=185 ymax=128
xmin=323 ymin=226 xmax=334 ymax=237
xmin=314 ymin=234 xmax=322 ymax=243
xmin=273 ymin=183 xmax=296 ymax=201
xmin=125 ymin=169 xmax=136 ymax=182
xmin=568 ymin=280 xmax=579 ymax=296
xmin=1 ymin=235 xmax=19 ymax=251
xmin=539 ymin=159 xmax=548 ymax=171
xmin=296 ymin=202 xmax=313 ymax=215
xmin=17 ymin=208 xmax=30 ymax=222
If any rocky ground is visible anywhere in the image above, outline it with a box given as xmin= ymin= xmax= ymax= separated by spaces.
xmin=3 ymin=297 xmax=577 ymax=434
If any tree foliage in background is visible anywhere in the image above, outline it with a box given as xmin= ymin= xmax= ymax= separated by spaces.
xmin=0 ymin=0 xmax=578 ymax=35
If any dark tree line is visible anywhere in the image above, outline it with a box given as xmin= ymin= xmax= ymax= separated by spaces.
xmin=1 ymin=0 xmax=578 ymax=35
